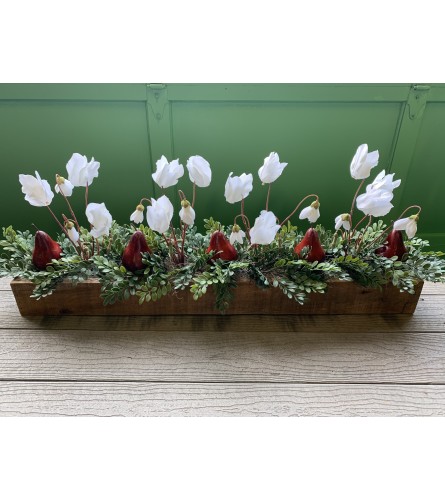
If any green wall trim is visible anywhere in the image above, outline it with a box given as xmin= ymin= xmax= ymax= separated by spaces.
xmin=166 ymin=83 xmax=413 ymax=102
xmin=0 ymin=83 xmax=147 ymax=101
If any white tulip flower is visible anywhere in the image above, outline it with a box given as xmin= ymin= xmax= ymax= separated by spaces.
xmin=130 ymin=204 xmax=145 ymax=224
xmin=65 ymin=222 xmax=79 ymax=244
xmin=152 ymin=155 xmax=184 ymax=189
xmin=179 ymin=200 xmax=196 ymax=226
xmin=250 ymin=210 xmax=280 ymax=245
xmin=55 ymin=175 xmax=74 ymax=197
xmin=186 ymin=155 xmax=212 ymax=187
xmin=394 ymin=215 xmax=418 ymax=239
xmin=335 ymin=213 xmax=351 ymax=231
xmin=66 ymin=153 xmax=100 ymax=187
xmin=224 ymin=172 xmax=253 ymax=204
xmin=19 ymin=171 xmax=54 ymax=207
xmin=86 ymin=202 xmax=112 ymax=238
xmin=258 ymin=152 xmax=288 ymax=184
xmin=299 ymin=201 xmax=320 ymax=223
xmin=350 ymin=144 xmax=379 ymax=180
xmin=229 ymin=225 xmax=246 ymax=245
xmin=146 ymin=195 xmax=174 ymax=234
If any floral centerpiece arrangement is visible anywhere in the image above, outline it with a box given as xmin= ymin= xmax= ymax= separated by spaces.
xmin=1 ymin=145 xmax=445 ymax=312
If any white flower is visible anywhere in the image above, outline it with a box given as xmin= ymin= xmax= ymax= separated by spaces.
xmin=179 ymin=200 xmax=195 ymax=226
xmin=299 ymin=201 xmax=320 ymax=223
xmin=350 ymin=144 xmax=379 ymax=180
xmin=335 ymin=214 xmax=351 ymax=231
xmin=130 ymin=204 xmax=145 ymax=224
xmin=366 ymin=170 xmax=401 ymax=193
xmin=55 ymin=175 xmax=74 ymax=197
xmin=66 ymin=153 xmax=100 ymax=187
xmin=65 ymin=223 xmax=79 ymax=244
xmin=356 ymin=170 xmax=401 ymax=217
xmin=146 ymin=195 xmax=174 ymax=234
xmin=19 ymin=171 xmax=54 ymax=207
xmin=250 ymin=210 xmax=280 ymax=245
xmin=224 ymin=172 xmax=253 ymax=204
xmin=186 ymin=155 xmax=212 ymax=187
xmin=152 ymin=155 xmax=184 ymax=189
xmin=258 ymin=152 xmax=288 ymax=184
xmin=394 ymin=216 xmax=418 ymax=239
xmin=86 ymin=202 xmax=112 ymax=238
xmin=229 ymin=225 xmax=246 ymax=245
xmin=356 ymin=189 xmax=394 ymax=217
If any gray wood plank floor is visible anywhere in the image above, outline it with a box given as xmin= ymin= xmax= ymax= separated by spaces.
xmin=1 ymin=277 xmax=445 ymax=416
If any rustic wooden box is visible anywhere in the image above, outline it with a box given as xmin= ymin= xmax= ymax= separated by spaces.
xmin=10 ymin=278 xmax=424 ymax=316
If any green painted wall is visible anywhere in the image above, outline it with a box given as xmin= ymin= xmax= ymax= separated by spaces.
xmin=1 ymin=83 xmax=444 ymax=250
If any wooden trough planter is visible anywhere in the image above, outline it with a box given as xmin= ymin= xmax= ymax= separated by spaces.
xmin=10 ymin=278 xmax=424 ymax=316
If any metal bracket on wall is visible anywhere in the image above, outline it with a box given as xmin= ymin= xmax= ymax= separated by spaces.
xmin=407 ymin=84 xmax=431 ymax=120
xmin=147 ymin=83 xmax=168 ymax=121
xmin=145 ymin=84 xmax=174 ymax=197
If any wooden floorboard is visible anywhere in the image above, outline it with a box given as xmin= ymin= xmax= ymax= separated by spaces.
xmin=0 ymin=382 xmax=443 ymax=416
xmin=1 ymin=328 xmax=445 ymax=383
xmin=1 ymin=276 xmax=445 ymax=416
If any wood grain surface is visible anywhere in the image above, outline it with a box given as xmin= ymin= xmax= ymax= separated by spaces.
xmin=1 ymin=276 xmax=445 ymax=416
xmin=0 ymin=382 xmax=443 ymax=417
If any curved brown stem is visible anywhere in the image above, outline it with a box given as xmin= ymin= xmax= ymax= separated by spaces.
xmin=367 ymin=205 xmax=422 ymax=248
xmin=280 ymin=194 xmax=319 ymax=227
xmin=139 ymin=197 xmax=152 ymax=205
xmin=394 ymin=205 xmax=422 ymax=221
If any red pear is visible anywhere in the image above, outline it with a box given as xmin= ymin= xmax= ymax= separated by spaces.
xmin=206 ymin=230 xmax=237 ymax=261
xmin=32 ymin=231 xmax=62 ymax=270
xmin=122 ymin=231 xmax=151 ymax=272
xmin=376 ymin=230 xmax=406 ymax=260
xmin=294 ymin=228 xmax=325 ymax=262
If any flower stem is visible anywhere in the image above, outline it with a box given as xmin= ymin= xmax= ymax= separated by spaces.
xmin=265 ymin=184 xmax=271 ymax=211
xmin=351 ymin=213 xmax=369 ymax=234
xmin=169 ymin=223 xmax=182 ymax=261
xmin=349 ymin=179 xmax=365 ymax=226
xmin=46 ymin=205 xmax=80 ymax=255
xmin=394 ymin=204 xmax=422 ymax=221
xmin=57 ymin=180 xmax=85 ymax=258
xmin=85 ymin=183 xmax=89 ymax=209
xmin=139 ymin=197 xmax=152 ymax=205
xmin=241 ymin=198 xmax=251 ymax=232
xmin=280 ymin=194 xmax=319 ymax=227
xmin=192 ymin=182 xmax=196 ymax=208
xmin=367 ymin=205 xmax=422 ymax=248
xmin=355 ymin=215 xmax=373 ymax=253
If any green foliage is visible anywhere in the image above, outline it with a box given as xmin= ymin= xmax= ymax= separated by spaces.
xmin=1 ymin=222 xmax=445 ymax=312
xmin=204 ymin=217 xmax=224 ymax=235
